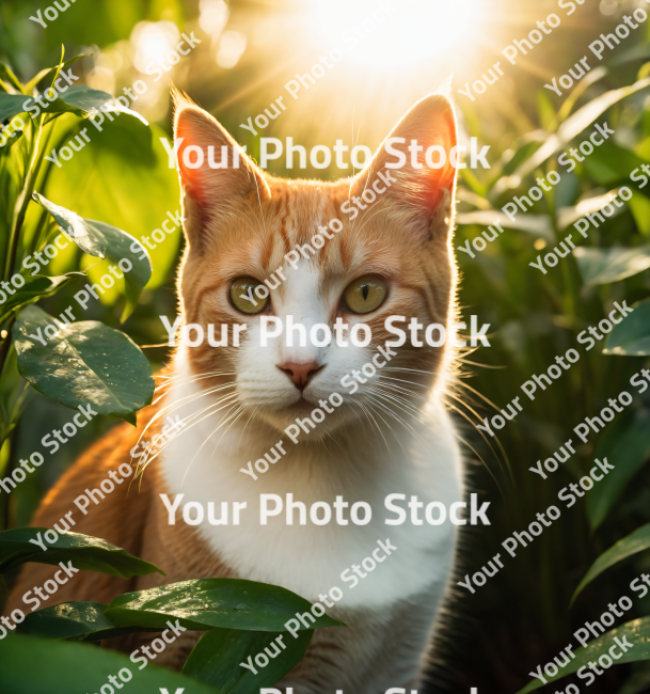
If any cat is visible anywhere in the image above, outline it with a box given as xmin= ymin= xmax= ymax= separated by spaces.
xmin=6 ymin=90 xmax=463 ymax=692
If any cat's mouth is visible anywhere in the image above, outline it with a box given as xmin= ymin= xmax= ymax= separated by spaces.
xmin=277 ymin=391 xmax=332 ymax=417
xmin=291 ymin=395 xmax=318 ymax=412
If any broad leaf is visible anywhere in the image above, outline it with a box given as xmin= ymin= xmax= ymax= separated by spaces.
xmin=105 ymin=578 xmax=344 ymax=632
xmin=0 ymin=86 xmax=147 ymax=126
xmin=572 ymin=524 xmax=650 ymax=604
xmin=0 ymin=93 xmax=29 ymax=122
xmin=0 ymin=633 xmax=219 ymax=694
xmin=32 ymin=192 xmax=152 ymax=321
xmin=42 ymin=85 xmax=148 ymax=125
xmin=13 ymin=305 xmax=154 ymax=425
xmin=574 ymin=246 xmax=650 ymax=285
xmin=17 ymin=602 xmax=158 ymax=642
xmin=587 ymin=411 xmax=650 ymax=530
xmin=0 ymin=273 xmax=85 ymax=324
xmin=183 ymin=627 xmax=313 ymax=692
xmin=0 ymin=528 xmax=164 ymax=577
xmin=515 ymin=617 xmax=650 ymax=693
xmin=43 ymin=117 xmax=182 ymax=290
xmin=604 ymin=298 xmax=650 ymax=356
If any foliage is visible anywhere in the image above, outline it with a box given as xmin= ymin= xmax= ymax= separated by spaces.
xmin=449 ymin=45 xmax=650 ymax=694
xmin=1 ymin=1 xmax=650 ymax=692
xmin=0 ymin=54 xmax=155 ymax=450
xmin=0 ymin=633 xmax=218 ymax=694
xmin=0 ymin=527 xmax=340 ymax=689
xmin=0 ymin=50 xmax=339 ymax=692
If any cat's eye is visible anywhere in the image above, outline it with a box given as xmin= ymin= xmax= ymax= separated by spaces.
xmin=230 ymin=277 xmax=270 ymax=315
xmin=343 ymin=275 xmax=388 ymax=315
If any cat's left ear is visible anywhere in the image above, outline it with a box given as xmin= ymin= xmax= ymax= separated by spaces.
xmin=355 ymin=93 xmax=458 ymax=242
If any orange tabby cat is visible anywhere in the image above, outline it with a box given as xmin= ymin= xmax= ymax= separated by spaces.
xmin=6 ymin=91 xmax=463 ymax=691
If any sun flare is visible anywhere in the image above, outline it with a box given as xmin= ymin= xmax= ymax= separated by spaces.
xmin=311 ymin=0 xmax=482 ymax=67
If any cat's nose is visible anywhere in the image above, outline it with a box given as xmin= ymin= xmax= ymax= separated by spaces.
xmin=278 ymin=361 xmax=323 ymax=390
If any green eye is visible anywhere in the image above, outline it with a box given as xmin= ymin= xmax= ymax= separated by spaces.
xmin=230 ymin=277 xmax=269 ymax=315
xmin=343 ymin=275 xmax=387 ymax=314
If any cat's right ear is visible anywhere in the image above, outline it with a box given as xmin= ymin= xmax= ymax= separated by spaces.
xmin=173 ymin=92 xmax=270 ymax=250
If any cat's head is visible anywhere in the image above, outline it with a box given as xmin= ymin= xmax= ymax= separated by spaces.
xmin=172 ymin=92 xmax=459 ymax=438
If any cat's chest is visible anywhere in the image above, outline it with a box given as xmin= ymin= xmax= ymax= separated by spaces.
xmin=157 ymin=405 xmax=462 ymax=610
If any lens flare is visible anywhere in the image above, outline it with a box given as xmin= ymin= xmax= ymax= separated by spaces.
xmin=311 ymin=0 xmax=482 ymax=67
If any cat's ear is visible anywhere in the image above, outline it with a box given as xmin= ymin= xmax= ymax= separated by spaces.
xmin=173 ymin=92 xmax=270 ymax=249
xmin=355 ymin=93 xmax=458 ymax=242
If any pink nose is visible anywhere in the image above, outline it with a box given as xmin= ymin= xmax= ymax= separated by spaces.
xmin=278 ymin=361 xmax=322 ymax=390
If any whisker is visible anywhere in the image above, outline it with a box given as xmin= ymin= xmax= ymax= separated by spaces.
xmin=364 ymin=390 xmax=421 ymax=441
xmin=181 ymin=403 xmax=245 ymax=485
xmin=363 ymin=398 xmax=402 ymax=454
xmin=155 ymin=370 xmax=237 ymax=393
xmin=133 ymin=392 xmax=240 ymax=480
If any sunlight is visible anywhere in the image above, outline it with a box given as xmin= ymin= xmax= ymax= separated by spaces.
xmin=131 ymin=20 xmax=180 ymax=74
xmin=310 ymin=0 xmax=482 ymax=67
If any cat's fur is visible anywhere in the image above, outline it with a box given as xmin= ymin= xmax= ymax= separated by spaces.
xmin=6 ymin=92 xmax=463 ymax=692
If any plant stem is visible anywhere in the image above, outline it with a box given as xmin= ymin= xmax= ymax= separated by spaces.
xmin=0 ymin=316 xmax=15 ymax=382
xmin=4 ymin=114 xmax=46 ymax=282
xmin=1 ymin=432 xmax=15 ymax=531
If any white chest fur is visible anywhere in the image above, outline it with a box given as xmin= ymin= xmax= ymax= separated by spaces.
xmin=158 ymin=355 xmax=463 ymax=611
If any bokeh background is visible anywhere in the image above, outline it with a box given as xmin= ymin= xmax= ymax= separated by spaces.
xmin=2 ymin=0 xmax=650 ymax=692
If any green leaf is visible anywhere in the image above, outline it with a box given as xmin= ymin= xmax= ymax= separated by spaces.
xmin=42 ymin=85 xmax=148 ymax=125
xmin=516 ymin=76 xmax=650 ymax=178
xmin=604 ymin=298 xmax=650 ymax=356
xmin=501 ymin=139 xmax=545 ymax=177
xmin=0 ymin=527 xmax=164 ymax=577
xmin=43 ymin=117 xmax=182 ymax=290
xmin=626 ymin=191 xmax=650 ymax=236
xmin=17 ymin=602 xmax=135 ymax=642
xmin=456 ymin=210 xmax=554 ymax=241
xmin=515 ymin=617 xmax=650 ymax=694
xmin=582 ymin=141 xmax=646 ymax=186
xmin=459 ymin=168 xmax=487 ymax=198
xmin=183 ymin=627 xmax=313 ymax=692
xmin=32 ymin=192 xmax=152 ymax=321
xmin=538 ymin=90 xmax=556 ymax=131
xmin=0 ymin=63 xmax=25 ymax=94
xmin=574 ymin=246 xmax=650 ymax=285
xmin=17 ymin=601 xmax=165 ymax=642
xmin=0 ymin=86 xmax=146 ymax=134
xmin=105 ymin=578 xmax=345 ymax=632
xmin=24 ymin=55 xmax=89 ymax=94
xmin=13 ymin=305 xmax=154 ymax=424
xmin=0 ymin=633 xmax=220 ymax=694
xmin=557 ymin=189 xmax=624 ymax=231
xmin=0 ymin=118 xmax=27 ymax=152
xmin=0 ymin=273 xmax=85 ymax=324
xmin=557 ymin=66 xmax=608 ymax=123
xmin=572 ymin=524 xmax=650 ymax=604
xmin=587 ymin=411 xmax=650 ymax=529
xmin=0 ymin=93 xmax=29 ymax=122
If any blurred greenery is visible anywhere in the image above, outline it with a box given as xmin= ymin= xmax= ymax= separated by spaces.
xmin=1 ymin=0 xmax=650 ymax=692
